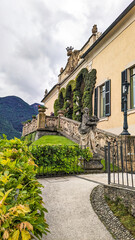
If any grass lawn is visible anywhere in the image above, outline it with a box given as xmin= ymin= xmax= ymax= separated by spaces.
xmin=31 ymin=135 xmax=77 ymax=146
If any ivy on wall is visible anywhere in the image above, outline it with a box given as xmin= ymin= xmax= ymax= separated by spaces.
xmin=54 ymin=88 xmax=66 ymax=116
xmin=73 ymin=68 xmax=88 ymax=122
xmin=54 ymin=99 xmax=60 ymax=116
xmin=64 ymin=80 xmax=75 ymax=119
xmin=83 ymin=69 xmax=97 ymax=116
xmin=53 ymin=68 xmax=97 ymax=120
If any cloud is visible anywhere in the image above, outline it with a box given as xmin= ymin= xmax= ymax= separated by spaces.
xmin=0 ymin=0 xmax=133 ymax=104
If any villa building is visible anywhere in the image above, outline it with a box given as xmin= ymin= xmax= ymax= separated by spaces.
xmin=41 ymin=1 xmax=135 ymax=135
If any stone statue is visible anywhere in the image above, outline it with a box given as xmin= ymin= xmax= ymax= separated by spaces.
xmin=86 ymin=115 xmax=99 ymax=128
xmin=78 ymin=107 xmax=99 ymax=134
xmin=92 ymin=24 xmax=98 ymax=34
xmin=44 ymin=89 xmax=48 ymax=96
xmin=66 ymin=46 xmax=74 ymax=56
xmin=60 ymin=67 xmax=64 ymax=74
xmin=65 ymin=47 xmax=80 ymax=75
xmin=78 ymin=107 xmax=90 ymax=134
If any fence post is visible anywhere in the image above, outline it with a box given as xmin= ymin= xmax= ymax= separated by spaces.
xmin=105 ymin=146 xmax=107 ymax=173
xmin=108 ymin=142 xmax=111 ymax=185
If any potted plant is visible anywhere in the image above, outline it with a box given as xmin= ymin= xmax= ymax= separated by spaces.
xmin=38 ymin=105 xmax=47 ymax=112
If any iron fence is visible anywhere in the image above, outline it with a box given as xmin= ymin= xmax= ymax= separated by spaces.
xmin=105 ymin=138 xmax=135 ymax=189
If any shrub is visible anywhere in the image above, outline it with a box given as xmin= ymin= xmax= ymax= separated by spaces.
xmin=0 ymin=137 xmax=49 ymax=240
xmin=31 ymin=145 xmax=93 ymax=175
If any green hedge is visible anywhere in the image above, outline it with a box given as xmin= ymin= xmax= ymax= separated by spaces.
xmin=31 ymin=145 xmax=93 ymax=175
xmin=0 ymin=137 xmax=49 ymax=239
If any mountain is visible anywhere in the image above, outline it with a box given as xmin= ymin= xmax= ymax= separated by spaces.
xmin=30 ymin=103 xmax=39 ymax=113
xmin=0 ymin=96 xmax=39 ymax=139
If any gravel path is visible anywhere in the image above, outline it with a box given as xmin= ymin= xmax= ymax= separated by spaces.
xmin=40 ymin=173 xmax=114 ymax=240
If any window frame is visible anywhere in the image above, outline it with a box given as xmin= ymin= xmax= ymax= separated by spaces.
xmin=130 ymin=66 xmax=135 ymax=109
xmin=100 ymin=84 xmax=105 ymax=118
xmin=94 ymin=79 xmax=111 ymax=119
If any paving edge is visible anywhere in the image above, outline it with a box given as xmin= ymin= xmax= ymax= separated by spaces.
xmin=90 ymin=185 xmax=135 ymax=240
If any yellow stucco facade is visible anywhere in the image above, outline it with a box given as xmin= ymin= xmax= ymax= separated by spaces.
xmin=42 ymin=2 xmax=135 ymax=135
xmin=91 ymin=10 xmax=135 ymax=134
xmin=44 ymin=85 xmax=60 ymax=115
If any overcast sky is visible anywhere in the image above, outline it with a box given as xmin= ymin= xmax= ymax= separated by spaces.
xmin=0 ymin=0 xmax=133 ymax=104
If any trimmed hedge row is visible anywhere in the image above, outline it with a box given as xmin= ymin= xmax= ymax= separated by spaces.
xmin=31 ymin=145 xmax=93 ymax=175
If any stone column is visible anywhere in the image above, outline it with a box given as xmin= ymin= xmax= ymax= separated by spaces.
xmin=37 ymin=108 xmax=46 ymax=129
xmin=57 ymin=110 xmax=65 ymax=129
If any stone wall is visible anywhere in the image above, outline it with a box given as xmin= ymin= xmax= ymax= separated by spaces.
xmin=59 ymin=116 xmax=80 ymax=143
xmin=22 ymin=118 xmax=38 ymax=136
xmin=104 ymin=184 xmax=135 ymax=217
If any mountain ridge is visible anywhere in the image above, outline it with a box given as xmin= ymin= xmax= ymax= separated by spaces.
xmin=0 ymin=96 xmax=39 ymax=139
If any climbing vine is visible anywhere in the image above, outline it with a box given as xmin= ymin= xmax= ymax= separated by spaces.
xmin=54 ymin=88 xmax=65 ymax=116
xmin=82 ymin=69 xmax=97 ymax=116
xmin=72 ymin=68 xmax=88 ymax=122
xmin=64 ymin=80 xmax=75 ymax=119
xmin=54 ymin=99 xmax=60 ymax=116
xmin=53 ymin=68 xmax=97 ymax=120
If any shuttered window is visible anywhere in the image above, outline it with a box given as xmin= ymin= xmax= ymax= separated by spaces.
xmin=121 ymin=69 xmax=127 ymax=111
xmin=94 ymin=87 xmax=98 ymax=116
xmin=100 ymin=85 xmax=105 ymax=117
xmin=105 ymin=80 xmax=111 ymax=116
xmin=94 ymin=80 xmax=111 ymax=118
xmin=130 ymin=67 xmax=135 ymax=109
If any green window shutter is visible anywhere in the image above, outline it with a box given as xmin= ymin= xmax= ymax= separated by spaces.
xmin=121 ymin=69 xmax=127 ymax=111
xmin=105 ymin=80 xmax=111 ymax=116
xmin=94 ymin=87 xmax=98 ymax=116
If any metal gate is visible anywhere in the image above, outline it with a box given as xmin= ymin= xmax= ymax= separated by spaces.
xmin=105 ymin=138 xmax=135 ymax=189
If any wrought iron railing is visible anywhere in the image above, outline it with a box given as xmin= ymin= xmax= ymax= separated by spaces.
xmin=105 ymin=138 xmax=135 ymax=188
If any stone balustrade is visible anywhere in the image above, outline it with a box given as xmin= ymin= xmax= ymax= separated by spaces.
xmin=59 ymin=117 xmax=80 ymax=143
xmin=22 ymin=112 xmax=119 ymax=157
xmin=22 ymin=118 xmax=38 ymax=136
xmin=45 ymin=116 xmax=58 ymax=130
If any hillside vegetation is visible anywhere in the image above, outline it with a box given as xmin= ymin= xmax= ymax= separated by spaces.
xmin=0 ymin=96 xmax=39 ymax=139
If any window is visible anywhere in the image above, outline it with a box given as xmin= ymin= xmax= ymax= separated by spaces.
xmin=130 ymin=67 xmax=135 ymax=109
xmin=100 ymin=84 xmax=105 ymax=117
xmin=94 ymin=80 xmax=111 ymax=118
